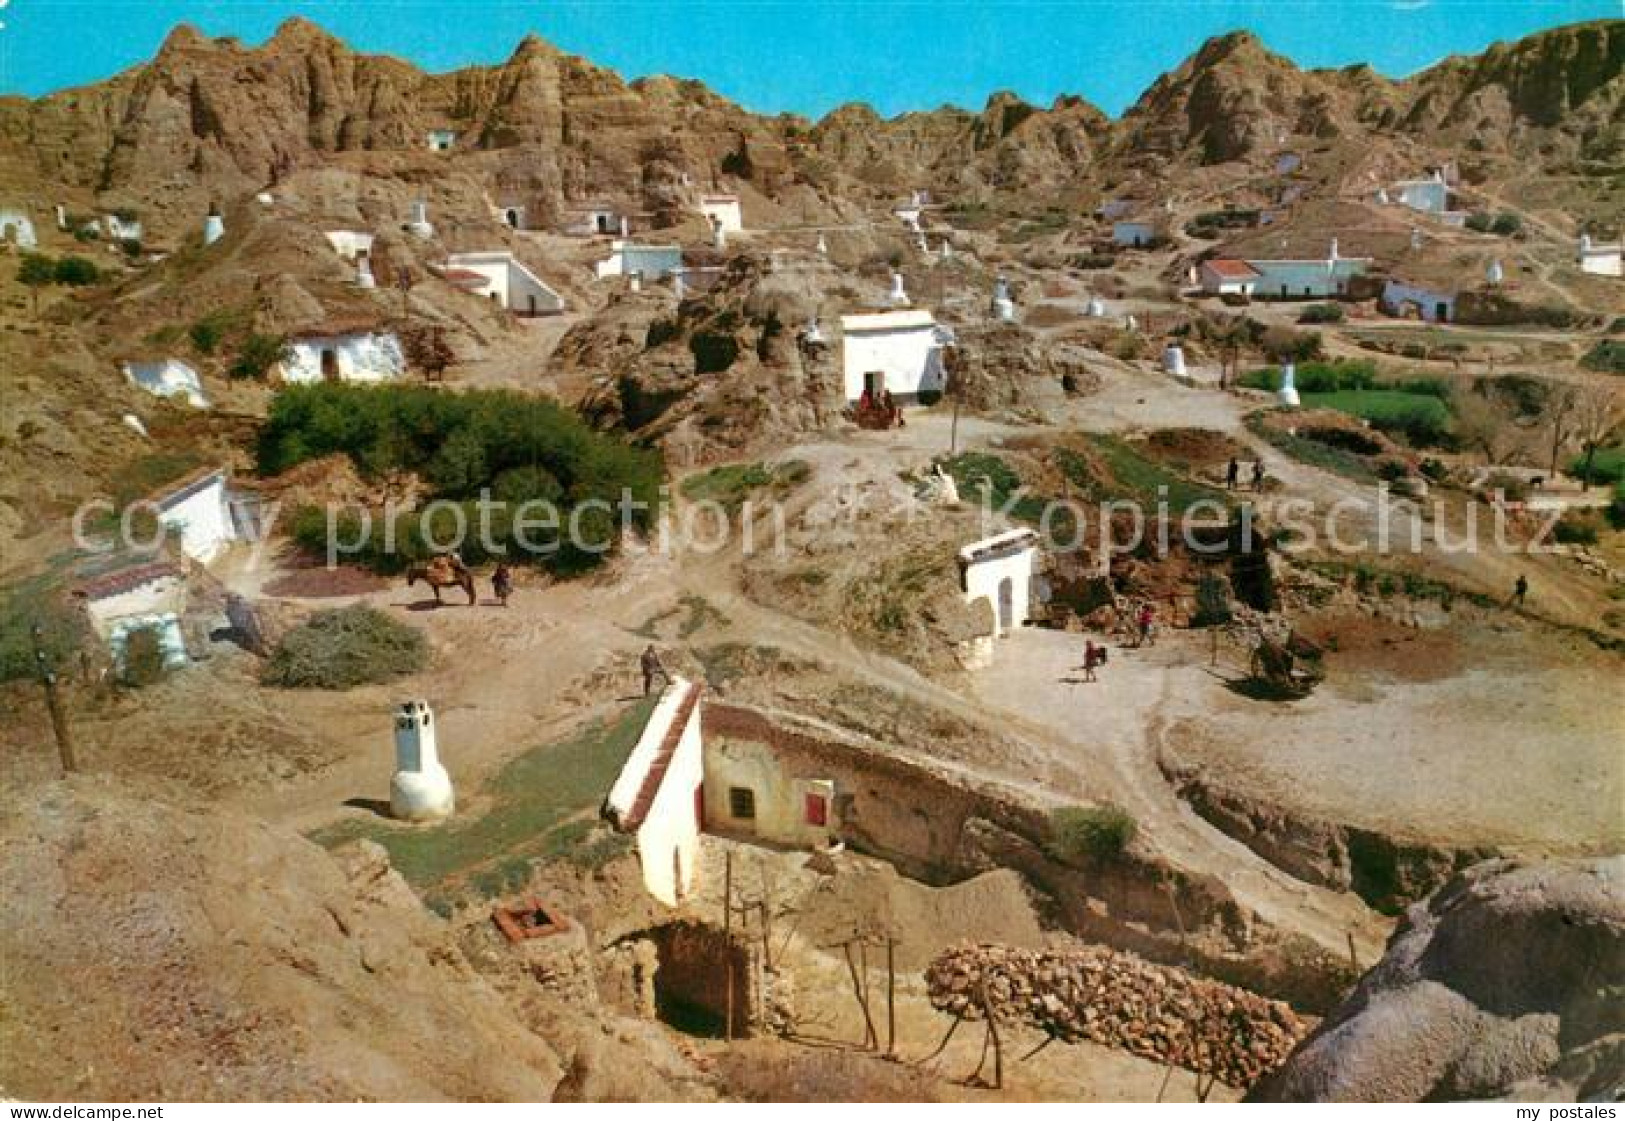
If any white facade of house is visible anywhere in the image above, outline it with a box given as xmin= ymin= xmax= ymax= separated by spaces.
xmin=839 ymin=310 xmax=952 ymax=403
xmin=699 ymin=195 xmax=743 ymax=234
xmin=80 ymin=565 xmax=190 ymax=673
xmin=595 ymin=240 xmax=684 ymax=280
xmin=959 ymin=528 xmax=1039 ymax=640
xmin=1579 ymin=236 xmax=1622 ymax=278
xmin=562 ymin=206 xmax=626 ymax=237
xmin=604 ymin=678 xmax=705 ymax=907
xmin=1381 ymin=279 xmax=1457 ymax=323
xmin=101 ymin=214 xmax=143 ymax=242
xmin=702 ymin=738 xmax=837 ymax=849
xmin=497 ymin=204 xmax=527 ymax=230
xmin=153 ymin=469 xmax=236 ymax=564
xmin=0 ymin=209 xmax=38 ymax=248
xmin=445 ymin=251 xmax=565 ymax=315
xmin=426 ymin=129 xmax=457 ymax=152
xmin=280 ymin=332 xmax=405 ymax=384
xmin=323 ymin=230 xmax=375 ymax=261
xmin=1112 ymin=220 xmax=1156 ymax=248
xmin=1199 ymin=260 xmax=1260 ymax=296
xmin=1245 ymin=243 xmax=1371 ymax=299
xmin=124 ymin=359 xmax=208 ymax=408
xmin=1390 ymin=173 xmax=1450 ymax=215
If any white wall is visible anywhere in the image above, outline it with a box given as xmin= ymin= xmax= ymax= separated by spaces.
xmin=1580 ymin=245 xmax=1622 ymax=278
xmin=447 ymin=252 xmax=564 ymax=314
xmin=125 ymin=359 xmax=208 ymax=408
xmin=0 ymin=210 xmax=37 ymax=248
xmin=703 ymin=738 xmax=837 ymax=848
xmin=700 ymin=197 xmax=743 ymax=233
xmin=841 ymin=319 xmax=948 ymax=402
xmin=84 ymin=577 xmax=186 ymax=639
xmin=1394 ymin=179 xmax=1448 ymax=214
xmin=1113 ymin=221 xmax=1155 ymax=247
xmin=1199 ymin=266 xmax=1255 ymax=296
xmin=1382 ymin=279 xmax=1456 ymax=323
xmin=960 ymin=531 xmax=1037 ymax=638
xmin=157 ymin=473 xmax=235 ymax=564
xmin=324 ymin=230 xmax=374 ymax=261
xmin=280 ymin=333 xmax=405 ymax=384
xmin=606 ymin=678 xmax=705 ymax=907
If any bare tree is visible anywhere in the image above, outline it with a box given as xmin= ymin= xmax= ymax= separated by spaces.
xmin=1571 ymin=385 xmax=1624 ymax=487
xmin=1543 ymin=384 xmax=1583 ymax=480
xmin=1453 ymin=388 xmax=1525 ymax=466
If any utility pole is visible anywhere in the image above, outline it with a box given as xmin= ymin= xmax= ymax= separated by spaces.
xmin=32 ymin=625 xmax=78 ymax=774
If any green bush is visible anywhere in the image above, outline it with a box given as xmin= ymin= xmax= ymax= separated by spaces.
xmin=229 ymin=333 xmax=290 ymax=380
xmin=1569 ymin=446 xmax=1624 ymax=486
xmin=51 ymin=256 xmax=99 ymax=286
xmin=1046 ymin=805 xmax=1137 ymax=863
xmin=120 ymin=626 xmax=169 ymax=688
xmin=263 ymin=606 xmax=427 ymax=689
xmin=260 ymin=384 xmax=664 ymax=574
xmin=1298 ymin=303 xmax=1345 ymax=325
xmin=1581 ymin=341 xmax=1625 ymax=375
xmin=189 ymin=318 xmax=225 ymax=355
xmin=1551 ymin=511 xmax=1602 ymax=546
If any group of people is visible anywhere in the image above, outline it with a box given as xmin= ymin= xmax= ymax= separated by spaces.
xmin=1079 ymin=603 xmax=1158 ymax=683
xmin=856 ymin=387 xmax=906 ymax=429
xmin=1225 ymin=458 xmax=1268 ymax=491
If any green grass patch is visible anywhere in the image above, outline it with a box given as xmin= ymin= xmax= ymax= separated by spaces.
xmin=1299 ymin=390 xmax=1453 ymax=446
xmin=263 ymin=606 xmax=427 ymax=690
xmin=1245 ymin=412 xmax=1379 ymax=484
xmin=680 ymin=459 xmax=810 ymax=514
xmin=1046 ymin=805 xmax=1137 ymax=863
xmin=1081 ymin=434 xmax=1232 ymax=514
xmin=1570 ymin=446 xmax=1624 ymax=486
xmin=309 ymin=698 xmax=657 ymax=898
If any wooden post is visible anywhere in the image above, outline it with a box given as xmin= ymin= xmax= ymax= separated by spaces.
xmin=32 ymin=626 xmax=78 ymax=774
xmin=978 ymin=980 xmax=1003 ymax=1089
xmin=759 ymin=868 xmax=774 ymax=971
xmin=723 ymin=849 xmax=735 ymax=1042
xmin=885 ymin=936 xmax=898 ymax=1058
xmin=843 ymin=940 xmax=877 ymax=1050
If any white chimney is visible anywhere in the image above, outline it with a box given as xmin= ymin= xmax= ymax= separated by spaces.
xmin=673 ymin=269 xmax=687 ymax=299
xmin=619 ymin=214 xmax=630 ymax=238
xmin=1278 ymin=362 xmax=1301 ymax=409
xmin=355 ymin=255 xmax=376 ymax=289
xmin=390 ymin=699 xmax=455 ymax=822
xmin=1087 ymin=296 xmax=1106 ymax=318
xmin=888 ymin=272 xmax=909 ymax=306
xmin=1486 ymin=259 xmax=1504 ymax=286
xmin=992 ymin=277 xmax=1015 ymax=322
xmin=817 ymin=233 xmax=829 ymax=255
xmin=1410 ymin=227 xmax=1423 ymax=252
xmin=1162 ymin=344 xmax=1186 ymax=379
xmin=406 ymin=200 xmax=434 ymax=240
xmin=804 ymin=317 xmax=825 ymax=346
xmin=203 ymin=203 xmax=225 ymax=246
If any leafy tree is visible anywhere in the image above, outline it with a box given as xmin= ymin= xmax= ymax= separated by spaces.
xmin=17 ymin=253 xmax=54 ymax=312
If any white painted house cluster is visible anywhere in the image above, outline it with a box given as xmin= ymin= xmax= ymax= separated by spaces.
xmin=124 ymin=358 xmax=209 ymax=408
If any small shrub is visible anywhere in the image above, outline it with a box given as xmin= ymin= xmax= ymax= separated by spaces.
xmin=1192 ymin=572 xmax=1233 ymax=627
xmin=189 ymin=318 xmax=225 ymax=355
xmin=120 ymin=626 xmax=169 ymax=688
xmin=230 ymin=332 xmax=289 ymax=379
xmin=1298 ymin=303 xmax=1344 ymax=325
xmin=263 ymin=605 xmax=427 ymax=689
xmin=1551 ymin=511 xmax=1602 ymax=546
xmin=1047 ymin=805 xmax=1137 ymax=863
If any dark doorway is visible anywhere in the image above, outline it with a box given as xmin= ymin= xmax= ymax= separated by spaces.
xmin=320 ymin=348 xmax=339 ymax=382
xmin=1435 ymin=302 xmax=1449 ymax=323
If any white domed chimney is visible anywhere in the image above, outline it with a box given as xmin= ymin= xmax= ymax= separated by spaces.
xmin=406 ymin=200 xmax=434 ymax=240
xmin=1278 ymin=362 xmax=1301 ymax=409
xmin=992 ymin=277 xmax=1015 ymax=322
xmin=390 ymin=699 xmax=454 ymax=822
xmin=888 ymin=271 xmax=909 ymax=306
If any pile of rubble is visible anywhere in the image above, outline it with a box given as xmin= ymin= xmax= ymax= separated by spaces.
xmin=925 ymin=943 xmax=1307 ymax=1089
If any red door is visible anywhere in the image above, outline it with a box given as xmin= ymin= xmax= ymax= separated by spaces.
xmin=804 ymin=792 xmax=827 ymax=827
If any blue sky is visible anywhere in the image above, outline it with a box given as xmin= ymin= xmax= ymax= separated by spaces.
xmin=1 ymin=2 xmax=1616 ymax=118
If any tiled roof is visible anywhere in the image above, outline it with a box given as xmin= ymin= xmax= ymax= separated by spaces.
xmin=75 ymin=560 xmax=182 ymax=601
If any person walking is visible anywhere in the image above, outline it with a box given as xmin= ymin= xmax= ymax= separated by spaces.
xmin=1083 ymin=639 xmax=1098 ymax=682
xmin=1138 ymin=603 xmax=1157 ymax=648
xmin=1225 ymin=458 xmax=1240 ymax=490
xmin=1512 ymin=574 xmax=1528 ymax=608
xmin=640 ymin=644 xmax=671 ymax=697
xmin=1250 ymin=460 xmax=1266 ymax=491
xmin=492 ymin=563 xmax=513 ymax=607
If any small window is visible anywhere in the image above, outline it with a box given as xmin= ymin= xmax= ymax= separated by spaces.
xmin=728 ymin=787 xmax=756 ymax=820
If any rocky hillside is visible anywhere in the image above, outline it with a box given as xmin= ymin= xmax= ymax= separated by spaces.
xmin=1251 ymin=858 xmax=1625 ymax=1102
xmin=2 ymin=17 xmax=1617 ymax=234
xmin=0 ymin=778 xmax=566 ymax=1100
